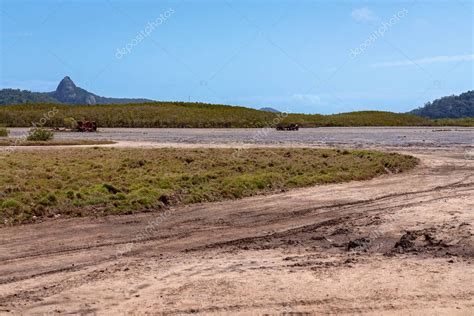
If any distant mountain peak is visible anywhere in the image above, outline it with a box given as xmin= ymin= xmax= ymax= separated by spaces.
xmin=0 ymin=75 xmax=156 ymax=105
xmin=52 ymin=75 xmax=91 ymax=104
xmin=55 ymin=76 xmax=77 ymax=96
xmin=57 ymin=76 xmax=76 ymax=89
xmin=15 ymin=75 xmax=154 ymax=105
xmin=259 ymin=107 xmax=280 ymax=113
xmin=0 ymin=75 xmax=157 ymax=105
xmin=59 ymin=76 xmax=74 ymax=86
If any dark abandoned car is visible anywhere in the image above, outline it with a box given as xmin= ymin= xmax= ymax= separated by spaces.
xmin=276 ymin=123 xmax=299 ymax=131
xmin=76 ymin=121 xmax=97 ymax=132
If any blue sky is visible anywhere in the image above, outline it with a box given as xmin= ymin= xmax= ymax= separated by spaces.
xmin=1 ymin=0 xmax=473 ymax=114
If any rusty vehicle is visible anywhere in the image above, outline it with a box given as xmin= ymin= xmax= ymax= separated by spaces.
xmin=76 ymin=121 xmax=97 ymax=132
xmin=52 ymin=119 xmax=97 ymax=132
xmin=276 ymin=123 xmax=299 ymax=131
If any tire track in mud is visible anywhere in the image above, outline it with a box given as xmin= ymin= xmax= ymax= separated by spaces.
xmin=186 ymin=186 xmax=474 ymax=253
xmin=1 ymin=181 xmax=472 ymax=289
xmin=240 ymin=185 xmax=474 ymax=230
xmin=163 ymin=291 xmax=474 ymax=315
xmin=0 ymin=176 xmax=474 ymax=274
xmin=0 ymin=230 xmax=190 ymax=263
xmin=2 ymin=176 xmax=472 ymax=264
xmin=290 ymin=175 xmax=473 ymax=218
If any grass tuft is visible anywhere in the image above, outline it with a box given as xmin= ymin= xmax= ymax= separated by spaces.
xmin=26 ymin=128 xmax=54 ymax=141
xmin=0 ymin=126 xmax=9 ymax=137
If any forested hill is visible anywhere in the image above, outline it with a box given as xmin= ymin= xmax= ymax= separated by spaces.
xmin=0 ymin=76 xmax=153 ymax=105
xmin=410 ymin=90 xmax=473 ymax=119
xmin=0 ymin=89 xmax=58 ymax=104
xmin=1 ymin=103 xmax=473 ymax=127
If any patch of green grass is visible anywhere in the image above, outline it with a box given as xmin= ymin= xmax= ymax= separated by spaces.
xmin=0 ymin=126 xmax=8 ymax=137
xmin=26 ymin=128 xmax=54 ymax=141
xmin=2 ymin=198 xmax=21 ymax=209
xmin=39 ymin=193 xmax=58 ymax=206
xmin=0 ymin=147 xmax=419 ymax=225
xmin=0 ymin=125 xmax=10 ymax=137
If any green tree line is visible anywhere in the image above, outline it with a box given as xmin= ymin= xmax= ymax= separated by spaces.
xmin=0 ymin=102 xmax=472 ymax=127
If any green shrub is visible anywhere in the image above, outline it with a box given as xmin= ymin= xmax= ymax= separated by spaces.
xmin=39 ymin=193 xmax=58 ymax=206
xmin=2 ymin=198 xmax=21 ymax=209
xmin=103 ymin=183 xmax=120 ymax=194
xmin=27 ymin=128 xmax=54 ymax=141
xmin=0 ymin=126 xmax=9 ymax=137
xmin=63 ymin=117 xmax=77 ymax=129
xmin=66 ymin=190 xmax=75 ymax=199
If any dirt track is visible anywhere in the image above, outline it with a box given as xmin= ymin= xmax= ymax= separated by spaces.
xmin=0 ymin=142 xmax=473 ymax=314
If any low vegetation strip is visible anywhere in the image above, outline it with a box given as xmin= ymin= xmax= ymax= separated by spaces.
xmin=0 ymin=139 xmax=115 ymax=146
xmin=0 ymin=148 xmax=418 ymax=225
xmin=0 ymin=103 xmax=472 ymax=127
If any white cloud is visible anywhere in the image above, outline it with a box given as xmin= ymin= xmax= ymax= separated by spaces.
xmin=351 ymin=7 xmax=379 ymax=22
xmin=371 ymin=54 xmax=474 ymax=68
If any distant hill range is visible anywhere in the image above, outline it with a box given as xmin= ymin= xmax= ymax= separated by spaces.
xmin=0 ymin=77 xmax=472 ymax=119
xmin=0 ymin=76 xmax=153 ymax=105
xmin=259 ymin=107 xmax=280 ymax=113
xmin=410 ymin=90 xmax=473 ymax=119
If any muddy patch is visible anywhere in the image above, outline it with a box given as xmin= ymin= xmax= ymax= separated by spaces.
xmin=391 ymin=222 xmax=473 ymax=258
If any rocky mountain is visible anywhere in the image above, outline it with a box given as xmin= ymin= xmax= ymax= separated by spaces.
xmin=49 ymin=76 xmax=96 ymax=104
xmin=410 ymin=90 xmax=473 ymax=119
xmin=0 ymin=76 xmax=154 ymax=105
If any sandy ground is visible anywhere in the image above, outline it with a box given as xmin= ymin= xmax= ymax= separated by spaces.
xmin=0 ymin=129 xmax=473 ymax=314
xmin=7 ymin=127 xmax=474 ymax=148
